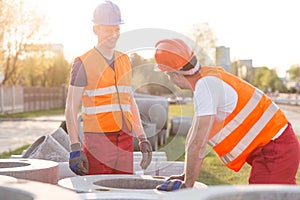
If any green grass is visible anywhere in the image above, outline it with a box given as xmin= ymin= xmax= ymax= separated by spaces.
xmin=161 ymin=103 xmax=300 ymax=185
xmin=0 ymin=108 xmax=65 ymax=118
xmin=168 ymin=103 xmax=194 ymax=119
xmin=160 ymin=134 xmax=300 ymax=185
xmin=0 ymin=144 xmax=30 ymax=159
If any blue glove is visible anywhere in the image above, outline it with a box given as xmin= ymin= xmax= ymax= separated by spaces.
xmin=156 ymin=180 xmax=186 ymax=191
xmin=69 ymin=143 xmax=89 ymax=176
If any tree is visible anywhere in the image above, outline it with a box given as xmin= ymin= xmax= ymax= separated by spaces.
xmin=229 ymin=60 xmax=256 ymax=84
xmin=287 ymin=65 xmax=300 ymax=81
xmin=253 ymin=66 xmax=285 ymax=92
xmin=0 ymin=0 xmax=48 ymax=85
xmin=45 ymin=53 xmax=70 ymax=87
xmin=188 ymin=22 xmax=217 ymax=65
xmin=287 ymin=64 xmax=300 ymax=93
xmin=230 ymin=60 xmax=239 ymax=76
xmin=22 ymin=51 xmax=70 ymax=87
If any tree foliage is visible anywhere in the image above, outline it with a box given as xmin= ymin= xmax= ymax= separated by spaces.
xmin=0 ymin=0 xmax=49 ymax=85
xmin=0 ymin=0 xmax=70 ymax=87
xmin=130 ymin=54 xmax=178 ymax=95
xmin=188 ymin=22 xmax=217 ymax=65
xmin=253 ymin=67 xmax=286 ymax=92
xmin=130 ymin=23 xmax=217 ymax=97
xmin=22 ymin=52 xmax=70 ymax=87
xmin=287 ymin=65 xmax=300 ymax=81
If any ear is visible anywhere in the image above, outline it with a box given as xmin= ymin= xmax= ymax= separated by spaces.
xmin=93 ymin=26 xmax=98 ymax=35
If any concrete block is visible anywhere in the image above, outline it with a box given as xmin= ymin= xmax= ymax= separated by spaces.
xmin=134 ymin=161 xmax=158 ymax=176
xmin=134 ymin=93 xmax=169 ymax=131
xmin=156 ymin=161 xmax=185 ymax=177
xmin=134 ymin=151 xmax=167 ymax=162
xmin=22 ymin=134 xmax=69 ymax=162
xmin=0 ymin=179 xmax=79 ymax=200
xmin=0 ymin=159 xmax=58 ymax=184
xmin=0 ymin=175 xmax=17 ymax=183
xmin=79 ymin=192 xmax=159 ymax=200
xmin=57 ymin=162 xmax=77 ymax=180
xmin=134 ymin=161 xmax=185 ymax=177
xmin=59 ymin=174 xmax=206 ymax=199
xmin=162 ymin=185 xmax=300 ymax=200
xmin=50 ymin=127 xmax=70 ymax=151
xmin=170 ymin=116 xmax=192 ymax=136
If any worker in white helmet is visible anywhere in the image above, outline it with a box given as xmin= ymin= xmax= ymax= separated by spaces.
xmin=154 ymin=38 xmax=300 ymax=191
xmin=65 ymin=0 xmax=152 ymax=175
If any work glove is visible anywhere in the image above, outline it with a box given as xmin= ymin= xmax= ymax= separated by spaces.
xmin=156 ymin=180 xmax=186 ymax=191
xmin=167 ymin=173 xmax=185 ymax=181
xmin=69 ymin=143 xmax=89 ymax=176
xmin=139 ymin=140 xmax=152 ymax=169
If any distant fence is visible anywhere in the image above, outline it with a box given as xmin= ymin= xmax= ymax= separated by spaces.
xmin=0 ymin=85 xmax=67 ymax=114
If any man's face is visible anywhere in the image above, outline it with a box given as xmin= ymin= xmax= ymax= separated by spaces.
xmin=94 ymin=25 xmax=120 ymax=48
xmin=166 ymin=71 xmax=190 ymax=89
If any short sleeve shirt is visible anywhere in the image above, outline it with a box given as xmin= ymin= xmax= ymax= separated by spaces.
xmin=193 ymin=76 xmax=238 ymax=121
xmin=70 ymin=59 xmax=87 ymax=87
xmin=69 ymin=51 xmax=115 ymax=87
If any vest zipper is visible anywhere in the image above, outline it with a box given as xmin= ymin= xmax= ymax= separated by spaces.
xmin=114 ymin=74 xmax=132 ymax=132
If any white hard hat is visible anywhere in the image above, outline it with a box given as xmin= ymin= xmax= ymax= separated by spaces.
xmin=92 ymin=0 xmax=124 ymax=25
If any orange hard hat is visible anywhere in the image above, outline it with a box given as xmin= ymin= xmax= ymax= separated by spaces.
xmin=154 ymin=38 xmax=194 ymax=72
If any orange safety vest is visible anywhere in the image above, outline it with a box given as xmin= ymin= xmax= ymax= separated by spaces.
xmin=199 ymin=66 xmax=288 ymax=172
xmin=79 ymin=48 xmax=133 ymax=133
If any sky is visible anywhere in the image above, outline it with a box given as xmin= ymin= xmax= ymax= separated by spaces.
xmin=32 ymin=0 xmax=300 ymax=77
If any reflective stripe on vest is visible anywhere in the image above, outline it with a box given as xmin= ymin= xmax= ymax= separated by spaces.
xmin=221 ymin=101 xmax=278 ymax=164
xmin=82 ymin=104 xmax=131 ymax=115
xmin=82 ymin=85 xmax=132 ymax=114
xmin=84 ymin=85 xmax=132 ymax=97
xmin=209 ymin=92 xmax=279 ymax=164
xmin=208 ymin=89 xmax=263 ymax=147
xmin=79 ymin=49 xmax=133 ymax=133
xmin=200 ymin=66 xmax=288 ymax=171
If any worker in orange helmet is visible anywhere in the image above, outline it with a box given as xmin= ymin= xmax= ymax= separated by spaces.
xmin=154 ymin=38 xmax=300 ymax=191
xmin=65 ymin=0 xmax=152 ymax=175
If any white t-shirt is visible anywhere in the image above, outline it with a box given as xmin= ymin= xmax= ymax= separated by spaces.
xmin=194 ymin=76 xmax=238 ymax=121
xmin=193 ymin=76 xmax=286 ymax=140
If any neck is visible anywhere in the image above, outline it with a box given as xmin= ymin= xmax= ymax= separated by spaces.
xmin=95 ymin=44 xmax=114 ymax=60
xmin=186 ymin=71 xmax=202 ymax=91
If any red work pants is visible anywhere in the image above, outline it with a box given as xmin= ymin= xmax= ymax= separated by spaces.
xmin=246 ymin=123 xmax=300 ymax=184
xmin=82 ymin=130 xmax=133 ymax=175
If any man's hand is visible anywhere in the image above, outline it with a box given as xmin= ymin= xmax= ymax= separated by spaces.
xmin=69 ymin=143 xmax=89 ymax=176
xmin=156 ymin=180 xmax=186 ymax=191
xmin=139 ymin=140 xmax=152 ymax=169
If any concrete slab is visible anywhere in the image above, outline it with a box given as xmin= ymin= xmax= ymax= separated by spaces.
xmin=134 ymin=161 xmax=184 ymax=177
xmin=162 ymin=185 xmax=300 ymax=200
xmin=0 ymin=175 xmax=17 ymax=183
xmin=0 ymin=159 xmax=58 ymax=184
xmin=0 ymin=179 xmax=80 ymax=200
xmin=79 ymin=192 xmax=160 ymax=200
xmin=58 ymin=174 xmax=207 ymax=197
xmin=134 ymin=151 xmax=167 ymax=162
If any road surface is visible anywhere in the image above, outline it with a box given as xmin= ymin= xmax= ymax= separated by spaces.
xmin=0 ymin=104 xmax=299 ymax=154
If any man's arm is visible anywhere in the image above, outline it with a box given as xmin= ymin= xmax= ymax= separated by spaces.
xmin=184 ymin=115 xmax=215 ymax=187
xmin=130 ymin=95 xmax=147 ymax=140
xmin=65 ymin=85 xmax=85 ymax=144
xmin=130 ymin=94 xmax=152 ymax=169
